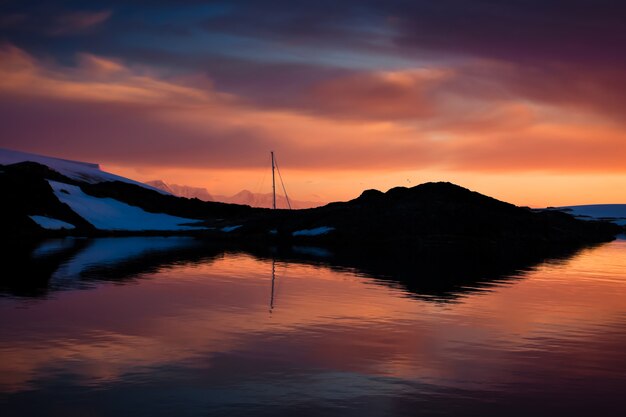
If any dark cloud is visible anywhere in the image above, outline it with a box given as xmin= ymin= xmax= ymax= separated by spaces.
xmin=0 ymin=3 xmax=111 ymax=35
xmin=197 ymin=0 xmax=626 ymax=67
xmin=199 ymin=1 xmax=391 ymax=53
xmin=4 ymin=1 xmax=625 ymax=66
xmin=392 ymin=0 xmax=626 ymax=67
xmin=116 ymin=48 xmax=353 ymax=104
xmin=468 ymin=62 xmax=626 ymax=123
xmin=4 ymin=0 xmax=624 ymax=110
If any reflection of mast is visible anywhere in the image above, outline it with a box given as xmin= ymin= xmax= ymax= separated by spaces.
xmin=269 ymin=258 xmax=276 ymax=314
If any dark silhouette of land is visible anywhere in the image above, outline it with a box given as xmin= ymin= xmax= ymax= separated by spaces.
xmin=1 ymin=161 xmax=620 ymax=248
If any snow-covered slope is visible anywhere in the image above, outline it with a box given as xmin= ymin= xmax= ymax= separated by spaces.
xmin=0 ymin=148 xmax=168 ymax=194
xmin=49 ymin=181 xmax=204 ymax=231
xmin=557 ymin=205 xmax=626 ymax=226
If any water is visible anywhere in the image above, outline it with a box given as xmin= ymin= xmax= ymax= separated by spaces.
xmin=1 ymin=237 xmax=625 ymax=416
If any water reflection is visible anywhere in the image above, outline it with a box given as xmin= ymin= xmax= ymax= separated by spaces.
xmin=0 ymin=237 xmax=215 ymax=297
xmin=0 ymin=238 xmax=624 ymax=416
xmin=0 ymin=236 xmax=589 ymax=301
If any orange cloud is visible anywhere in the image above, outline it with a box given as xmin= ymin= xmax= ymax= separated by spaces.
xmin=0 ymin=45 xmax=625 ymax=204
xmin=306 ymin=68 xmax=452 ymax=120
xmin=446 ymin=122 xmax=626 ymax=173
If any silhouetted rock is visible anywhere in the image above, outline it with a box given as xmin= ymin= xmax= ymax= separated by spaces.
xmin=0 ymin=162 xmax=95 ymax=238
xmin=255 ymin=182 xmax=620 ymax=251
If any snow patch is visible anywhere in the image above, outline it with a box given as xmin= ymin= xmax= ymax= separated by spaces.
xmin=49 ymin=180 xmax=204 ymax=231
xmin=0 ymin=148 xmax=168 ymax=194
xmin=292 ymin=226 xmax=335 ymax=236
xmin=29 ymin=215 xmax=76 ymax=230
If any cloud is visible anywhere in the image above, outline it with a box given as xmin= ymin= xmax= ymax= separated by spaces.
xmin=0 ymin=44 xmax=216 ymax=104
xmin=283 ymin=60 xmax=626 ymax=128
xmin=3 ymin=2 xmax=623 ymax=126
xmin=446 ymin=123 xmax=626 ymax=173
xmin=391 ymin=0 xmax=626 ymax=67
xmin=470 ymin=62 xmax=626 ymax=123
xmin=0 ymin=44 xmax=625 ymax=178
xmin=0 ymin=6 xmax=112 ymax=37
xmin=3 ymin=1 xmax=625 ymax=71
xmin=0 ymin=45 xmax=437 ymax=170
xmin=196 ymin=0 xmax=626 ymax=68
xmin=303 ymin=68 xmax=450 ymax=120
xmin=47 ymin=10 xmax=112 ymax=35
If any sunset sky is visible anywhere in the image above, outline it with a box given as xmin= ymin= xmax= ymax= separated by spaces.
xmin=1 ymin=0 xmax=625 ymax=206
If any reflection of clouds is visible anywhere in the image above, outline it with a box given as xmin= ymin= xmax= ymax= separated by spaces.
xmin=1 ymin=242 xmax=626 ymax=400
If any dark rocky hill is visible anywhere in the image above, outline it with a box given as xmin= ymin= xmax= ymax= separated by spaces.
xmin=243 ymin=182 xmax=620 ymax=250
xmin=0 ymin=162 xmax=95 ymax=237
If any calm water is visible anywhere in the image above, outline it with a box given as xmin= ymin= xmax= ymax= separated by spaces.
xmin=1 ymin=237 xmax=625 ymax=416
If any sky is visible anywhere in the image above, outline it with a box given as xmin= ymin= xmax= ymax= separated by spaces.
xmin=1 ymin=0 xmax=625 ymax=206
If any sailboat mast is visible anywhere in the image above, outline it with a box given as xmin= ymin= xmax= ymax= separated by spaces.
xmin=271 ymin=151 xmax=276 ymax=210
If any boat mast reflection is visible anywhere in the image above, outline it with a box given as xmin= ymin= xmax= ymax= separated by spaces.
xmin=269 ymin=258 xmax=276 ymax=314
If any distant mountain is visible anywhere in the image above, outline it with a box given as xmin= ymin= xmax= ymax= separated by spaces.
xmin=214 ymin=189 xmax=321 ymax=209
xmin=145 ymin=180 xmax=173 ymax=195
xmin=169 ymin=184 xmax=214 ymax=202
xmin=146 ymin=181 xmax=214 ymax=201
xmin=148 ymin=180 xmax=322 ymax=208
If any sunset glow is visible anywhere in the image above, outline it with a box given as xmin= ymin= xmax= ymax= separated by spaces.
xmin=1 ymin=1 xmax=625 ymax=206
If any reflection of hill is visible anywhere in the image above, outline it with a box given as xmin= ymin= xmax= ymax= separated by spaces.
xmin=239 ymin=241 xmax=590 ymax=302
xmin=0 ymin=237 xmax=591 ymax=302
xmin=0 ymin=237 xmax=221 ymax=297
xmin=0 ymin=238 xmax=90 ymax=297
